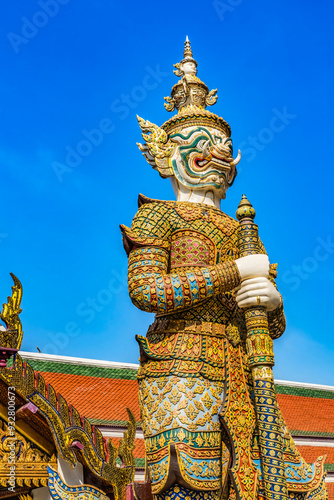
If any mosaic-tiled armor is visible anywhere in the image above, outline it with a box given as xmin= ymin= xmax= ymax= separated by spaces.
xmin=121 ymin=196 xmax=280 ymax=495
xmin=121 ymin=39 xmax=327 ymax=500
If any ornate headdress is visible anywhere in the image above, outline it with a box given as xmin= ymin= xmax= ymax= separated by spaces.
xmin=162 ymin=37 xmax=231 ymax=137
xmin=137 ymin=38 xmax=239 ymax=180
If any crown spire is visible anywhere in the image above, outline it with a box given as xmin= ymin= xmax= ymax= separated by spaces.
xmin=164 ymin=38 xmax=218 ymax=114
xmin=183 ymin=36 xmax=193 ymax=59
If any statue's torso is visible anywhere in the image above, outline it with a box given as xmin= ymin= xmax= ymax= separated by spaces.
xmin=136 ymin=198 xmax=243 ymax=325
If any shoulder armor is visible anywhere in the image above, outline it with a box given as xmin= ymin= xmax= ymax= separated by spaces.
xmin=120 ymin=224 xmax=170 ymax=256
xmin=138 ymin=193 xmax=166 ymax=208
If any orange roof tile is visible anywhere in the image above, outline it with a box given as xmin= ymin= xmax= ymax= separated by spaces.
xmin=295 ymin=445 xmax=334 ymax=464
xmin=277 ymin=394 xmax=334 ymax=436
xmin=326 ymin=482 xmax=334 ymax=500
xmin=39 ymin=371 xmax=140 ymax=423
xmin=107 ymin=437 xmax=145 ymax=459
xmin=21 ymin=355 xmax=334 ymax=438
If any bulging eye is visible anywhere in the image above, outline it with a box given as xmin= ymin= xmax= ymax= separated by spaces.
xmin=197 ymin=139 xmax=210 ymax=151
xmin=223 ymin=138 xmax=233 ymax=155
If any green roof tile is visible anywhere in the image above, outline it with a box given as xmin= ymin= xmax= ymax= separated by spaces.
xmin=88 ymin=417 xmax=142 ymax=428
xmin=116 ymin=457 xmax=144 ymax=468
xmin=135 ymin=458 xmax=145 ymax=468
xmin=276 ymin=384 xmax=334 ymax=400
xmin=290 ymin=430 xmax=334 ymax=438
xmin=21 ymin=358 xmax=138 ymax=380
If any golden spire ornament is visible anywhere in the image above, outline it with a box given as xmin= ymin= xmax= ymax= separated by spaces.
xmin=164 ymin=36 xmax=218 ymax=113
xmin=183 ymin=35 xmax=193 ymax=58
xmin=0 ymin=273 xmax=23 ymax=367
xmin=173 ymin=35 xmax=198 ymax=77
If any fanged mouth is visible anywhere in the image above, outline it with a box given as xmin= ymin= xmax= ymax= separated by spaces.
xmin=195 ymin=158 xmax=209 ymax=168
xmin=194 ymin=155 xmax=232 ymax=169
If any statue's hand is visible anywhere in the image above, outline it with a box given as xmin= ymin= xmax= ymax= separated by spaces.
xmin=235 ymin=254 xmax=269 ymax=280
xmin=235 ymin=277 xmax=281 ymax=311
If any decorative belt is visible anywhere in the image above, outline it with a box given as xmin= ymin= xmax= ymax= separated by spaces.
xmin=147 ymin=318 xmax=227 ymax=338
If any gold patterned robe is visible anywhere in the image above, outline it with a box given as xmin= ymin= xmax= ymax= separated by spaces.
xmin=121 ymin=195 xmax=325 ymax=499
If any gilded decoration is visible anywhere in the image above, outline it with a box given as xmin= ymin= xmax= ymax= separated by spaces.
xmin=0 ymin=353 xmax=136 ymax=500
xmin=138 ymin=375 xmax=224 ymax=435
xmin=0 ymin=420 xmax=56 ymax=488
xmin=48 ymin=466 xmax=109 ymax=500
xmin=121 ymin=37 xmax=327 ymax=500
xmin=155 ymin=483 xmax=220 ymax=500
xmin=0 ymin=273 xmax=23 ymax=352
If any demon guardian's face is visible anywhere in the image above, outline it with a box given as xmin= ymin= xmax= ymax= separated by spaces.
xmin=168 ymin=125 xmax=240 ymax=199
xmin=137 ymin=117 xmax=241 ymax=201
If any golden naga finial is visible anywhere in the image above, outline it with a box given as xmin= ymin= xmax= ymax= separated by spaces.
xmin=0 ymin=273 xmax=23 ymax=353
xmin=103 ymin=408 xmax=136 ymax=500
xmin=165 ymin=37 xmax=218 ymax=113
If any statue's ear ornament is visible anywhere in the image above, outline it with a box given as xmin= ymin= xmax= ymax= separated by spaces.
xmin=173 ymin=63 xmax=183 ymax=78
xmin=206 ymin=89 xmax=218 ymax=107
xmin=136 ymin=116 xmax=174 ymax=178
xmin=164 ymin=96 xmax=176 ymax=112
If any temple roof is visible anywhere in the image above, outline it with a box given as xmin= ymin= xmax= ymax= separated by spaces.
xmin=20 ymin=352 xmax=140 ymax=427
xmin=19 ymin=351 xmax=334 ymax=495
xmin=0 ymin=351 xmax=138 ymax=498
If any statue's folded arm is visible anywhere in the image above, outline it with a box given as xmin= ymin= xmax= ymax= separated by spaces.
xmin=120 ymin=201 xmax=286 ymax=337
xmin=120 ymin=202 xmax=240 ymax=314
xmin=122 ymin=239 xmax=241 ymax=315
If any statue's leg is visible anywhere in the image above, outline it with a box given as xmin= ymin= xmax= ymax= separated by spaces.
xmin=138 ymin=373 xmax=228 ymax=498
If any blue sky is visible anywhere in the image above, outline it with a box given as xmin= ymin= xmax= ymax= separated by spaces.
xmin=1 ymin=0 xmax=333 ymax=384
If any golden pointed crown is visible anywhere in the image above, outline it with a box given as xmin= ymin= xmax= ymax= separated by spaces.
xmin=162 ymin=37 xmax=231 ymax=137
xmin=173 ymin=35 xmax=197 ymax=76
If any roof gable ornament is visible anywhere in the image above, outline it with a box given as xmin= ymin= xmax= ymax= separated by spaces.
xmin=0 ymin=354 xmax=137 ymax=500
xmin=0 ymin=273 xmax=23 ymax=367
